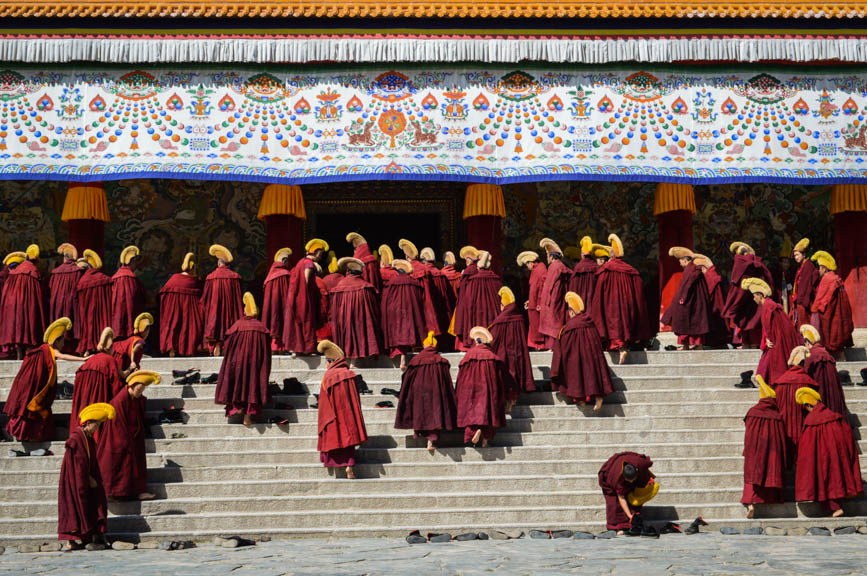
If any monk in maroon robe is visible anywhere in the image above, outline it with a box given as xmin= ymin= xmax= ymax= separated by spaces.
xmin=58 ymin=402 xmax=113 ymax=549
xmin=490 ymin=287 xmax=535 ymax=410
xmin=112 ymin=312 xmax=151 ymax=379
xmin=695 ymin=256 xmax=730 ymax=347
xmin=598 ymin=451 xmax=654 ymax=532
xmin=769 ymin=347 xmax=818 ymax=467
xmin=401 ymin=239 xmax=450 ymax=336
xmin=323 ymin=251 xmax=344 ymax=293
xmin=378 ymin=245 xmax=399 ymax=286
xmin=284 ymin=239 xmax=326 ymax=355
xmin=317 ymin=340 xmax=367 ymax=479
xmin=70 ymin=328 xmax=123 ymax=432
xmin=455 ymin=327 xmax=506 ymax=447
xmin=591 ymin=234 xmax=652 ymax=364
xmin=569 ymin=236 xmax=599 ymax=306
xmin=741 ymin=379 xmax=787 ymax=517
xmin=518 ymin=251 xmax=547 ymax=350
xmin=742 ymin=278 xmax=801 ymax=385
xmin=215 ymin=293 xmax=272 ymax=427
xmin=49 ymin=244 xmax=83 ymax=347
xmin=801 ymin=324 xmax=847 ymax=415
xmin=551 ymin=292 xmax=613 ymax=410
xmin=440 ymin=251 xmax=462 ymax=303
xmin=394 ymin=332 xmax=457 ymax=451
xmin=454 ymin=251 xmax=502 ymax=349
xmin=314 ymin=265 xmax=333 ymax=343
xmin=723 ymin=242 xmax=774 ymax=348
xmin=75 ymin=250 xmax=113 ymax=355
xmin=159 ymin=253 xmax=203 ymax=357
xmin=5 ymin=318 xmax=83 ymax=442
xmin=790 ymin=238 xmax=819 ymax=329
xmin=98 ymin=370 xmax=158 ymax=501
xmin=262 ymin=247 xmax=292 ymax=352
xmin=331 ymin=257 xmax=383 ymax=363
xmin=110 ymin=245 xmax=145 ymax=339
xmin=660 ymin=248 xmax=711 ymax=349
xmin=810 ymin=251 xmax=854 ymax=357
xmin=0 ymin=246 xmax=46 ymax=358
xmin=419 ymin=247 xmax=454 ymax=315
xmin=201 ymin=244 xmax=242 ymax=356
xmin=795 ymin=387 xmax=863 ymax=516
xmin=380 ymin=259 xmax=425 ymax=369
xmin=538 ymin=238 xmax=571 ymax=349
xmin=347 ymin=233 xmax=382 ymax=294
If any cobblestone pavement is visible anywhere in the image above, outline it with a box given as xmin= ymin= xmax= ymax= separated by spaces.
xmin=2 ymin=534 xmax=867 ymax=575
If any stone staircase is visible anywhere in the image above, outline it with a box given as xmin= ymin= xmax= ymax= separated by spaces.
xmin=0 ymin=349 xmax=866 ymax=544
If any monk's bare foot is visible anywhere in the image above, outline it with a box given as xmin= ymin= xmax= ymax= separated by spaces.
xmin=345 ymin=466 xmax=356 ymax=480
xmin=676 ymin=345 xmax=686 ymax=351
xmin=577 ymin=400 xmax=586 ymax=406
xmin=137 ymin=492 xmax=156 ymax=501
xmin=64 ymin=541 xmax=84 ymax=551
xmin=471 ymin=428 xmax=482 ymax=445
xmin=832 ymin=508 xmax=845 ymax=518
xmin=169 ymin=350 xmax=176 ymax=358
xmin=618 ymin=349 xmax=628 ymax=365
xmin=242 ymin=415 xmax=254 ymax=427
xmin=593 ymin=397 xmax=604 ymax=411
xmin=400 ymin=355 xmax=408 ymax=372
xmin=746 ymin=504 xmax=755 ymax=519
xmin=427 ymin=440 xmax=435 ymax=452
xmin=616 ymin=530 xmax=625 ymax=536
xmin=480 ymin=438 xmax=489 ymax=448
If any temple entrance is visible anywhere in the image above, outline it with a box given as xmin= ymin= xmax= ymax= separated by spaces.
xmin=314 ymin=211 xmax=442 ymax=258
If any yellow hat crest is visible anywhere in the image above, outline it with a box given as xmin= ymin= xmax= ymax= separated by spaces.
xmin=800 ymin=324 xmax=821 ymax=345
xmin=126 ymin=370 xmax=161 ymax=388
xmin=97 ymin=326 xmax=114 ymax=352
xmin=43 ymin=317 xmax=72 ymax=345
xmin=305 ymin=238 xmax=329 ymax=254
xmin=459 ymin=245 xmax=479 ymax=260
xmin=795 ymin=387 xmax=821 ymax=406
xmin=378 ymin=245 xmax=393 ymax=267
xmin=443 ymin=251 xmax=456 ymax=266
xmin=516 ymin=251 xmax=539 ymax=267
xmin=668 ymin=246 xmax=695 ymax=260
xmin=337 ymin=257 xmax=364 ymax=273
xmin=756 ymin=374 xmax=776 ymax=399
xmin=317 ymin=339 xmax=345 ymax=360
xmin=134 ymin=312 xmax=153 ymax=334
xmin=591 ymin=244 xmax=611 ymax=259
xmin=788 ymin=345 xmax=808 ymax=367
xmin=346 ymin=232 xmax=366 ymax=247
xmin=83 ymin=249 xmax=102 ymax=270
xmin=243 ymin=292 xmax=258 ymax=317
xmin=419 ymin=247 xmax=435 ymax=262
xmin=740 ymin=277 xmax=771 ymax=297
xmin=25 ymin=244 xmax=39 ymax=260
xmin=209 ymin=244 xmax=233 ymax=263
xmin=627 ymin=481 xmax=660 ymax=507
xmin=607 ymin=234 xmax=624 ymax=258
xmin=274 ymin=247 xmax=292 ymax=263
xmin=398 ymin=239 xmax=418 ymax=260
xmin=793 ymin=238 xmax=809 ymax=254
xmin=79 ymin=402 xmax=116 ymax=425
xmin=811 ymin=250 xmax=837 ymax=271
xmin=499 ymin=286 xmax=515 ymax=307
xmin=3 ymin=251 xmax=26 ymax=267
xmin=120 ymin=245 xmax=140 ymax=266
xmin=565 ymin=291 xmax=585 ymax=314
xmin=580 ymin=236 xmax=593 ymax=255
xmin=181 ymin=252 xmax=195 ymax=272
xmin=56 ymin=243 xmax=78 ymax=260
xmin=692 ymin=254 xmax=713 ymax=269
xmin=469 ymin=326 xmax=493 ymax=344
xmin=423 ymin=331 xmax=437 ymax=348
xmin=391 ymin=259 xmax=413 ymax=274
xmin=730 ymin=241 xmax=755 ymax=256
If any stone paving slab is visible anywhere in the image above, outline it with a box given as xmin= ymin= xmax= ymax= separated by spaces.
xmin=1 ymin=534 xmax=866 ymax=576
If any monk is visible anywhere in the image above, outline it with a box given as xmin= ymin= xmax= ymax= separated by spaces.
xmin=70 ymin=327 xmax=122 ymax=432
xmin=284 ymin=239 xmax=327 ymax=355
xmin=490 ymin=286 xmax=535 ymax=412
xmin=0 ymin=245 xmax=46 ymax=359
xmin=159 ymin=253 xmax=203 ymax=357
xmin=75 ymin=250 xmax=113 ymax=355
xmin=451 ymin=245 xmax=479 ymax=346
xmin=742 ymin=378 xmax=787 ymax=518
xmin=394 ymin=331 xmax=457 ymax=451
xmin=400 ymin=239 xmax=449 ymax=336
xmin=795 ymin=387 xmax=863 ymax=517
xmin=455 ymin=327 xmax=506 ymax=447
xmin=262 ymin=247 xmax=292 ymax=352
xmin=538 ymin=238 xmax=571 ymax=349
xmin=4 ymin=318 xmax=85 ymax=442
xmin=58 ymin=402 xmax=114 ymax=550
xmin=441 ymin=251 xmax=462 ymax=298
xmin=569 ymin=236 xmax=599 ymax=306
xmin=770 ymin=347 xmax=818 ymax=467
xmin=49 ymin=244 xmax=83 ymax=347
xmin=378 ymin=244 xmax=399 ymax=285
xmin=742 ymin=277 xmax=801 ymax=385
xmin=98 ymin=370 xmax=158 ymax=501
xmin=316 ymin=339 xmax=367 ymax=479
xmin=597 ymin=452 xmax=656 ymax=533
xmin=322 ymin=250 xmax=344 ymax=293
xmin=660 ymin=247 xmax=711 ymax=350
xmin=201 ymin=244 xmax=242 ymax=356
xmin=810 ymin=250 xmax=854 ymax=357
xmin=790 ymin=238 xmax=819 ymax=329
xmin=313 ymin=263 xmax=333 ymax=343
xmin=694 ymin=255 xmax=730 ymax=348
xmin=347 ymin=232 xmax=382 ymax=294
xmin=592 ymin=234 xmax=652 ymax=364
xmin=331 ymin=257 xmax=382 ymax=365
xmin=112 ymin=312 xmax=151 ymax=379
xmin=380 ymin=259 xmax=425 ymax=370
xmin=518 ymin=250 xmax=547 ymax=350
xmin=551 ymin=292 xmax=613 ymax=410
xmin=592 ymin=243 xmax=611 ymax=267
xmin=454 ymin=251 xmax=502 ymax=349
xmin=801 ymin=324 xmax=847 ymax=415
xmin=723 ymin=242 xmax=774 ymax=348
xmin=110 ymin=245 xmax=145 ymax=339
xmin=215 ymin=293 xmax=272 ymax=427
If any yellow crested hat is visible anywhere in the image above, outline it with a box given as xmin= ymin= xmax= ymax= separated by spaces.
xmin=591 ymin=244 xmax=611 ymax=259
xmin=25 ymin=244 xmax=39 ymax=260
xmin=443 ymin=251 xmax=456 ymax=266
xmin=469 ymin=326 xmax=493 ymax=344
xmin=741 ymin=277 xmax=771 ymax=297
xmin=346 ymin=232 xmax=366 ymax=247
xmin=391 ymin=259 xmax=413 ymax=274
xmin=120 ymin=245 xmax=140 ymax=266
xmin=811 ymin=250 xmax=837 ymax=271
xmin=3 ymin=251 xmax=26 ymax=267
xmin=580 ymin=235 xmax=593 ymax=255
xmin=337 ymin=257 xmax=364 ymax=273
xmin=565 ymin=291 xmax=585 ymax=314
xmin=788 ymin=345 xmax=808 ymax=367
xmin=83 ymin=248 xmax=102 ymax=270
xmin=97 ymin=326 xmax=114 ymax=351
xmin=56 ymin=243 xmax=78 ymax=260
xmin=398 ymin=238 xmax=418 ymax=260
xmin=423 ymin=331 xmax=437 ymax=348
xmin=305 ymin=238 xmax=329 ymax=254
xmin=79 ymin=402 xmax=116 ymax=425
xmin=378 ymin=245 xmax=394 ymax=267
xmin=478 ymin=250 xmax=492 ymax=269
xmin=242 ymin=292 xmax=258 ymax=317
xmin=730 ymin=241 xmax=755 ymax=255
xmin=607 ymin=234 xmax=624 ymax=258
xmin=692 ymin=254 xmax=713 ymax=269
xmin=516 ymin=251 xmax=539 ymax=267
xmin=209 ymin=244 xmax=233 ymax=263
xmin=668 ymin=246 xmax=695 ymax=260
xmin=627 ymin=481 xmax=660 ymax=507
xmin=326 ymin=251 xmax=338 ymax=274
xmin=419 ymin=247 xmax=436 ymax=262
xmin=43 ymin=317 xmax=72 ymax=345
xmin=182 ymin=252 xmax=195 ymax=272
xmin=800 ymin=324 xmax=821 ymax=345
xmin=539 ymin=237 xmax=563 ymax=255
xmin=499 ymin=286 xmax=515 ymax=307
xmin=274 ymin=247 xmax=292 ymax=263
xmin=126 ymin=370 xmax=161 ymax=388
xmin=795 ymin=387 xmax=821 ymax=406
xmin=756 ymin=374 xmax=776 ymax=399
xmin=459 ymin=245 xmax=479 ymax=260
xmin=134 ymin=312 xmax=153 ymax=334
xmin=793 ymin=237 xmax=809 ymax=254
xmin=317 ymin=339 xmax=345 ymax=360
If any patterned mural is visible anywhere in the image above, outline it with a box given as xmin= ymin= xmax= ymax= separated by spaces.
xmin=0 ymin=66 xmax=866 ymax=185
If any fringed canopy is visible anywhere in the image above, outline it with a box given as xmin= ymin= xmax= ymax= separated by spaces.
xmin=61 ymin=183 xmax=110 ymax=222
xmin=463 ymin=184 xmax=506 ymax=220
xmin=258 ymin=184 xmax=306 ymax=220
xmin=654 ymin=183 xmax=696 ymax=216
xmin=830 ymin=184 xmax=867 ymax=215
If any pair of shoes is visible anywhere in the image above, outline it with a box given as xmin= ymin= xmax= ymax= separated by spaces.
xmin=659 ymin=522 xmax=681 ymax=534
xmin=375 ymin=401 xmax=394 ymax=408
xmin=355 ymin=376 xmax=373 ymax=395
xmin=268 ymin=416 xmax=290 ymax=426
xmin=857 ymin=368 xmax=867 ymax=386
xmin=201 ymin=373 xmax=218 ymax=384
xmin=381 ymin=388 xmax=400 ymax=397
xmin=427 ymin=532 xmax=452 ymax=543
xmin=685 ymin=517 xmax=708 ymax=535
xmin=406 ymin=530 xmax=426 ymax=544
xmin=282 ymin=378 xmax=307 ymax=395
xmin=159 ymin=407 xmax=185 ymax=424
xmin=735 ymin=370 xmax=756 ymax=388
xmin=174 ymin=371 xmax=200 ymax=385
xmin=56 ymin=380 xmax=74 ymax=400
xmin=214 ymin=536 xmax=255 ymax=548
xmin=838 ymin=370 xmax=853 ymax=386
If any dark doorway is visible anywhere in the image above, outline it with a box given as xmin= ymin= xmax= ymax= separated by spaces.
xmin=315 ymin=212 xmax=442 ymax=258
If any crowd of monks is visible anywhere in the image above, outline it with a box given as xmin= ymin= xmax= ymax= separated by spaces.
xmin=0 ymin=231 xmax=862 ymax=544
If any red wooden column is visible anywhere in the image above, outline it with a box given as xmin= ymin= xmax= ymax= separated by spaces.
xmin=655 ymin=183 xmax=696 ymax=328
xmin=463 ymin=183 xmax=505 ymax=275
xmin=831 ymin=184 xmax=867 ymax=327
xmin=61 ymin=183 xmax=110 ymax=258
xmin=257 ymin=184 xmax=305 ymax=267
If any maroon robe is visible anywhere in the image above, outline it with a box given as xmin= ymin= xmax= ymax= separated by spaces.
xmin=454 ymin=269 xmax=502 ymax=347
xmin=284 ymin=258 xmax=321 ymax=355
xmin=756 ymin=299 xmax=801 ymax=385
xmin=70 ymin=352 xmax=123 ymax=432
xmin=411 ymin=260 xmax=450 ymax=336
xmin=112 ymin=335 xmax=144 ymax=376
xmin=323 ymin=272 xmax=343 ymax=294
xmin=262 ymin=261 xmax=291 ymax=345
xmin=539 ymin=259 xmax=571 ymax=342
xmin=110 ymin=265 xmax=145 ymax=339
xmin=380 ymin=273 xmax=426 ymax=356
xmin=569 ymin=256 xmax=598 ymax=308
xmin=455 ymin=344 xmax=506 ymax=437
xmin=805 ymin=343 xmax=847 ymax=415
xmin=811 ymin=272 xmax=854 ymax=356
xmin=49 ymin=260 xmax=83 ymax=326
xmin=791 ymin=259 xmax=819 ymax=329
xmin=97 ymin=387 xmax=147 ymax=499
xmin=795 ymin=402 xmax=863 ymax=504
xmin=772 ymin=365 xmax=818 ymax=467
xmin=551 ymin=314 xmax=613 ymax=402
xmin=527 ymin=261 xmax=547 ymax=349
xmin=441 ymin=265 xmax=461 ymax=301
xmin=597 ymin=452 xmax=654 ymax=531
xmin=314 ymin=276 xmax=333 ymax=342
xmin=58 ymin=428 xmax=106 ymax=541
xmin=591 ymin=257 xmax=652 ymax=347
xmin=0 ymin=259 xmax=46 ymax=348
xmin=3 ymin=343 xmax=56 ymax=441
xmin=426 ymin=262 xmax=455 ymax=318
xmin=741 ymin=397 xmax=786 ymax=504
xmin=159 ymin=273 xmax=203 ymax=356
xmin=317 ymin=358 xmax=368 ymax=465
xmin=354 ymin=243 xmax=383 ymax=295
xmin=75 ymin=268 xmax=112 ymax=354
xmin=380 ymin=266 xmax=399 ymax=286
xmin=201 ymin=265 xmax=242 ymax=346
xmin=723 ymin=253 xmax=774 ymax=341
xmin=660 ymin=262 xmax=711 ymax=338
xmin=215 ymin=316 xmax=272 ymax=416
xmin=490 ymin=302 xmax=535 ymax=403
xmin=704 ymin=266 xmax=731 ymax=347
xmin=331 ymin=274 xmax=382 ymax=358
xmin=394 ymin=346 xmax=457 ymax=437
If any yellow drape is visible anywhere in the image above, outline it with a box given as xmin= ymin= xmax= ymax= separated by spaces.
xmin=257 ymin=184 xmax=306 ymax=220
xmin=830 ymin=184 xmax=867 ymax=215
xmin=61 ymin=183 xmax=110 ymax=222
xmin=463 ymin=183 xmax=506 ymax=219
xmin=653 ymin=182 xmax=695 ymax=216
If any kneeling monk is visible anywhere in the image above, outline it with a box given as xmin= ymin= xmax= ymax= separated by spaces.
xmin=58 ymin=402 xmax=114 ymax=550
xmin=455 ymin=327 xmax=506 ymax=447
xmin=317 ymin=340 xmax=367 ymax=479
xmin=215 ymin=293 xmax=272 ymax=427
xmin=597 ymin=451 xmax=656 ymax=533
xmin=741 ymin=377 xmax=787 ymax=518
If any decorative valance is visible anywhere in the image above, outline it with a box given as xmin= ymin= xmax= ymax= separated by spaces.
xmin=61 ymin=183 xmax=110 ymax=222
xmin=258 ymin=184 xmax=306 ymax=220
xmin=654 ymin=183 xmax=695 ymax=216
xmin=830 ymin=184 xmax=867 ymax=215
xmin=463 ymin=184 xmax=506 ymax=219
